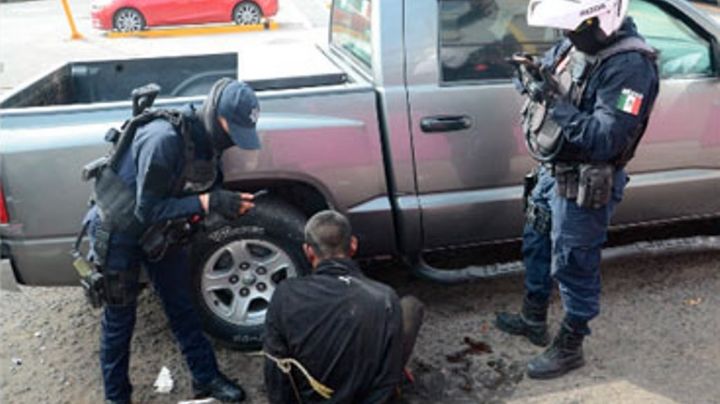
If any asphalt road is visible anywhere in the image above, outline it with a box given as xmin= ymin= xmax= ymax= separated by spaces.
xmin=1 ymin=241 xmax=718 ymax=403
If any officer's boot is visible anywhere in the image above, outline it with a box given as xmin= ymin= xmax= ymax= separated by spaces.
xmin=526 ymin=321 xmax=585 ymax=379
xmin=495 ymin=296 xmax=550 ymax=347
xmin=193 ymin=372 xmax=246 ymax=402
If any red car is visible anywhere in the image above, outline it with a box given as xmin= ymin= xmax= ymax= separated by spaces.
xmin=91 ymin=0 xmax=279 ymax=31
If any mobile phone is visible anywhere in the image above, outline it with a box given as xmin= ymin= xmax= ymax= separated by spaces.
xmin=252 ymin=189 xmax=269 ymax=199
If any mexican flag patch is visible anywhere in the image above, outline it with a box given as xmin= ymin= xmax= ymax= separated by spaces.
xmin=616 ymin=88 xmax=644 ymax=116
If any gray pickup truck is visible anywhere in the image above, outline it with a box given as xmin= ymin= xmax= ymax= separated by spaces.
xmin=1 ymin=0 xmax=719 ymax=348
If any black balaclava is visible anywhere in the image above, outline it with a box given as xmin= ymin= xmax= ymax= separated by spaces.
xmin=566 ymin=18 xmax=611 ymax=55
xmin=200 ymin=78 xmax=235 ymax=153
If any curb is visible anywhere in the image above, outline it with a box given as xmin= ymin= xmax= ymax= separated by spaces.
xmin=106 ymin=21 xmax=278 ymax=39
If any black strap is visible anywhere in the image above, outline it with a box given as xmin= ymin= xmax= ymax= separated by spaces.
xmin=175 ymin=113 xmax=198 ymax=195
xmin=71 ymin=219 xmax=110 ymax=267
xmin=72 ymin=221 xmax=91 ymax=258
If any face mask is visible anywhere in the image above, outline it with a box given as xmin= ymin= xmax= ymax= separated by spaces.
xmin=566 ymin=19 xmax=610 ymax=55
xmin=211 ymin=127 xmax=235 ymax=152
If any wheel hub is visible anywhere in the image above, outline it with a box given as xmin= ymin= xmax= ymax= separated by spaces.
xmin=242 ymin=273 xmax=257 ymax=286
xmin=201 ymin=239 xmax=296 ymax=327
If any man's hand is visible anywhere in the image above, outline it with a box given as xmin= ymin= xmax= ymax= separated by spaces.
xmin=200 ymin=190 xmax=255 ymax=219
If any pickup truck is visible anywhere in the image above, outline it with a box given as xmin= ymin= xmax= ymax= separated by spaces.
xmin=1 ymin=0 xmax=719 ymax=349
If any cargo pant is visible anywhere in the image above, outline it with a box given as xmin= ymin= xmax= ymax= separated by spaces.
xmin=522 ymin=166 xmax=627 ymax=334
xmin=90 ymin=216 xmax=218 ymax=402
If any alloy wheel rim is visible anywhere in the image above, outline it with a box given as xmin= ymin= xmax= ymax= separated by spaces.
xmin=201 ymin=239 xmax=296 ymax=327
xmin=235 ymin=4 xmax=261 ymax=25
xmin=116 ymin=10 xmax=142 ymax=32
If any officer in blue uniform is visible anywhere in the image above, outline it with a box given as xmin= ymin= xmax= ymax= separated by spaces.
xmin=88 ymin=79 xmax=260 ymax=403
xmin=496 ymin=0 xmax=660 ymax=379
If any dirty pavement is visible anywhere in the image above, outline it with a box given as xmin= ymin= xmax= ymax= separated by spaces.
xmin=1 ymin=245 xmax=719 ymax=403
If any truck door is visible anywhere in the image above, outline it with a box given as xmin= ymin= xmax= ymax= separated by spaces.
xmin=404 ymin=0 xmax=561 ymax=249
xmin=405 ymin=0 xmax=720 ymax=251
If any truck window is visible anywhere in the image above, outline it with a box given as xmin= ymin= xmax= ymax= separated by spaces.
xmin=438 ymin=0 xmax=560 ymax=82
xmin=330 ymin=0 xmax=373 ymax=68
xmin=629 ymin=0 xmax=714 ymax=78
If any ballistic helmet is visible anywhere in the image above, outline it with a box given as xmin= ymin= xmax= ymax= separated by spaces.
xmin=527 ymin=0 xmax=629 ymax=54
xmin=527 ymin=0 xmax=628 ymax=36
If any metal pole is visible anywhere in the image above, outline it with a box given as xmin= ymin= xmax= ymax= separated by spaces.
xmin=60 ymin=0 xmax=84 ymax=40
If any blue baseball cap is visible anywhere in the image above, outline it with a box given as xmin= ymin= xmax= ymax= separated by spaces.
xmin=217 ymin=81 xmax=261 ymax=150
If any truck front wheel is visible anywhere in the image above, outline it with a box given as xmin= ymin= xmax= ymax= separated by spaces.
xmin=190 ymin=198 xmax=309 ymax=350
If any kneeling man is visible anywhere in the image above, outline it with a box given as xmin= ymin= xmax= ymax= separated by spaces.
xmin=264 ymin=210 xmax=424 ymax=403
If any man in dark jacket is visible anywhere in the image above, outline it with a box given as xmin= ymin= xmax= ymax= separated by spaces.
xmin=496 ymin=0 xmax=660 ymax=380
xmin=88 ymin=79 xmax=261 ymax=403
xmin=263 ymin=211 xmax=424 ymax=403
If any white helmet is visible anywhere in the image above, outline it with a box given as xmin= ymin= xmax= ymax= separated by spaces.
xmin=527 ymin=0 xmax=629 ymax=37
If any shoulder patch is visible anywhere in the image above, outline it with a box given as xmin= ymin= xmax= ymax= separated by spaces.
xmin=616 ymin=88 xmax=644 ymax=116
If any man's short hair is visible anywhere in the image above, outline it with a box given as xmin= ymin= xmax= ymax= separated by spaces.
xmin=304 ymin=210 xmax=352 ymax=259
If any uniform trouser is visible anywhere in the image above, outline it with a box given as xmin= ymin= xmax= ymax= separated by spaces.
xmin=523 ymin=167 xmax=626 ymax=335
xmin=96 ymin=233 xmax=218 ymax=401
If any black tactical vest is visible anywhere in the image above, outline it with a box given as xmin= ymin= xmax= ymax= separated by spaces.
xmin=521 ymin=37 xmax=657 ymax=164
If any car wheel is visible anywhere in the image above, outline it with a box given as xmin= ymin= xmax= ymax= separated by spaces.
xmin=233 ymin=1 xmax=263 ymax=25
xmin=190 ymin=198 xmax=309 ymax=350
xmin=113 ymin=8 xmax=146 ymax=32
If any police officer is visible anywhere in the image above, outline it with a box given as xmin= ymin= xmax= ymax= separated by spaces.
xmin=495 ymin=0 xmax=659 ymax=379
xmin=88 ymin=79 xmax=261 ymax=403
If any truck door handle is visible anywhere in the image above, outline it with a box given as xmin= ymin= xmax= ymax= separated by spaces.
xmin=420 ymin=115 xmax=472 ymax=133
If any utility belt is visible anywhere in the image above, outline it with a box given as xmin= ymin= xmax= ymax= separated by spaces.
xmin=72 ymin=211 xmax=203 ymax=308
xmin=72 ymin=219 xmax=139 ymax=308
xmin=523 ymin=161 xmax=615 ymax=211
xmin=523 ymin=162 xmax=616 ymax=234
xmin=553 ymin=162 xmax=615 ymax=210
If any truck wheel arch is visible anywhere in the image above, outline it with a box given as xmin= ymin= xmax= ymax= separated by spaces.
xmin=224 ymin=178 xmax=334 ymax=219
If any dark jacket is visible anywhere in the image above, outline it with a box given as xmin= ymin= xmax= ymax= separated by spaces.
xmin=544 ymin=17 xmax=660 ymax=163
xmin=112 ymin=105 xmax=219 ymax=231
xmin=263 ymin=259 xmax=403 ymax=404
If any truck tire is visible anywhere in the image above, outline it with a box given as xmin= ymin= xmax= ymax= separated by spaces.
xmin=190 ymin=198 xmax=309 ymax=350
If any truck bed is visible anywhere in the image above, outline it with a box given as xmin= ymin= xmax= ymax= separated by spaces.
xmin=0 ymin=46 xmax=348 ymax=108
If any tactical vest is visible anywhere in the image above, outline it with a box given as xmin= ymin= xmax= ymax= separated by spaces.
xmin=83 ymin=109 xmax=217 ymax=234
xmin=521 ymin=37 xmax=657 ymax=164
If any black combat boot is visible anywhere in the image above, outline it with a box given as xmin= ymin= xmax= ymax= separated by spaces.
xmin=526 ymin=321 xmax=585 ymax=379
xmin=495 ymin=296 xmax=550 ymax=347
xmin=193 ymin=372 xmax=246 ymax=402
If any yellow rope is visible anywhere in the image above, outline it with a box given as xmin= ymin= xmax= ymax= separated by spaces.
xmin=255 ymin=351 xmax=335 ymax=400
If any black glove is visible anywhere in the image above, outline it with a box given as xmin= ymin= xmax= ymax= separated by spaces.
xmin=209 ymin=190 xmax=242 ymax=219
